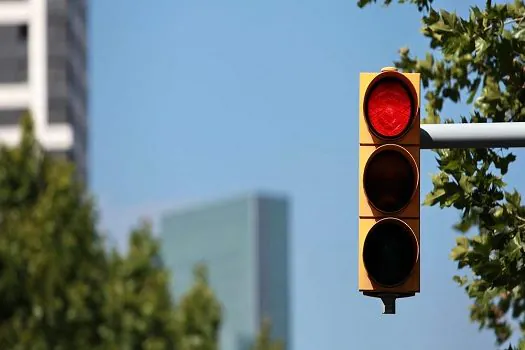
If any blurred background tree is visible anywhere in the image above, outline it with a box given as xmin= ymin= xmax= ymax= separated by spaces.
xmin=0 ymin=114 xmax=109 ymax=349
xmin=178 ymin=264 xmax=222 ymax=350
xmin=251 ymin=318 xmax=284 ymax=350
xmin=0 ymin=114 xmax=228 ymax=349
xmin=101 ymin=220 xmax=181 ymax=349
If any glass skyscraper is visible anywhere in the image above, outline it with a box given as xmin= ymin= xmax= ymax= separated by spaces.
xmin=160 ymin=193 xmax=291 ymax=350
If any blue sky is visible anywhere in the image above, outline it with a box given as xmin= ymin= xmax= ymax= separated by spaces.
xmin=89 ymin=0 xmax=525 ymax=349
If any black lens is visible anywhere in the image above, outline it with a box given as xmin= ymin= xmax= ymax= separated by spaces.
xmin=363 ymin=220 xmax=418 ymax=287
xmin=364 ymin=149 xmax=416 ymax=213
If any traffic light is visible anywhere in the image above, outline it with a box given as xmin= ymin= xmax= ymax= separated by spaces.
xmin=358 ymin=67 xmax=421 ymax=314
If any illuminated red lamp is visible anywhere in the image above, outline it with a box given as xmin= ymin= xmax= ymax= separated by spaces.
xmin=364 ymin=77 xmax=417 ymax=140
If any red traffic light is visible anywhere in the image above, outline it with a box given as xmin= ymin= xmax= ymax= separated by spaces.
xmin=363 ymin=144 xmax=419 ymax=214
xmin=364 ymin=77 xmax=416 ymax=140
xmin=359 ymin=70 xmax=421 ymax=304
xmin=362 ymin=218 xmax=419 ymax=288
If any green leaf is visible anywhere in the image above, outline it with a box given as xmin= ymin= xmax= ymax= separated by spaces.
xmin=453 ymin=275 xmax=469 ymax=286
xmin=467 ymin=78 xmax=482 ymax=104
xmin=475 ymin=38 xmax=489 ymax=55
xmin=451 ymin=236 xmax=470 ymax=260
xmin=506 ymin=191 xmax=522 ymax=208
xmin=457 ymin=236 xmax=469 ymax=248
xmin=450 ymin=245 xmax=468 ymax=261
xmin=423 ymin=188 xmax=446 ymax=206
xmin=470 ymin=6 xmax=482 ymax=19
xmin=514 ymin=27 xmax=525 ymax=40
xmin=454 ymin=219 xmax=474 ymax=233
xmin=459 ymin=174 xmax=473 ymax=193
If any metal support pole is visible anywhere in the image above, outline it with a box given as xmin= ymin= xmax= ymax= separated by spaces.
xmin=381 ymin=296 xmax=396 ymax=314
xmin=420 ymin=122 xmax=525 ymax=149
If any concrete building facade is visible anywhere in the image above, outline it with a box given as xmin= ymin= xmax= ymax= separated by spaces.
xmin=0 ymin=0 xmax=88 ymax=182
xmin=160 ymin=193 xmax=291 ymax=350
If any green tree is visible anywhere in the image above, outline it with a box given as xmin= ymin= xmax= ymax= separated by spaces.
xmin=101 ymin=220 xmax=180 ymax=349
xmin=251 ymin=318 xmax=284 ymax=350
xmin=0 ymin=114 xmax=224 ymax=349
xmin=178 ymin=264 xmax=222 ymax=350
xmin=0 ymin=114 xmax=109 ymax=349
xmin=357 ymin=0 xmax=525 ymax=347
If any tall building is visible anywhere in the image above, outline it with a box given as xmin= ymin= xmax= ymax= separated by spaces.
xmin=0 ymin=0 xmax=88 ymax=182
xmin=160 ymin=193 xmax=291 ymax=350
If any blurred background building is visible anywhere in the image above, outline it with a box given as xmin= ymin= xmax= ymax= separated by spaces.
xmin=0 ymin=0 xmax=88 ymax=182
xmin=160 ymin=192 xmax=291 ymax=350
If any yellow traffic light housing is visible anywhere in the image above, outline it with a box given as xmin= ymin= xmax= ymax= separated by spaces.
xmin=358 ymin=67 xmax=421 ymax=313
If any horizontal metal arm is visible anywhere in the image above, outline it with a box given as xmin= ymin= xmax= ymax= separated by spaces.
xmin=420 ymin=122 xmax=525 ymax=149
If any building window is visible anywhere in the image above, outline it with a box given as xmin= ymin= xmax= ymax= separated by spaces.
xmin=48 ymin=98 xmax=68 ymax=124
xmin=17 ymin=25 xmax=28 ymax=41
xmin=0 ymin=109 xmax=26 ymax=126
xmin=0 ymin=26 xmax=29 ymax=83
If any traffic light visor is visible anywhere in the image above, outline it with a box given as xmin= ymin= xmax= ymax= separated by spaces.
xmin=363 ymin=218 xmax=419 ymax=288
xmin=364 ymin=76 xmax=417 ymax=140
xmin=363 ymin=144 xmax=418 ymax=214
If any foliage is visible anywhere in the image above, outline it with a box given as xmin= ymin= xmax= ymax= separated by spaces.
xmin=178 ymin=264 xmax=222 ymax=350
xmin=102 ymin=220 xmax=180 ymax=349
xmin=251 ymin=318 xmax=284 ymax=350
xmin=0 ymin=114 xmax=223 ymax=349
xmin=357 ymin=0 xmax=433 ymax=12
xmin=358 ymin=0 xmax=525 ymax=347
xmin=0 ymin=113 xmax=109 ymax=349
